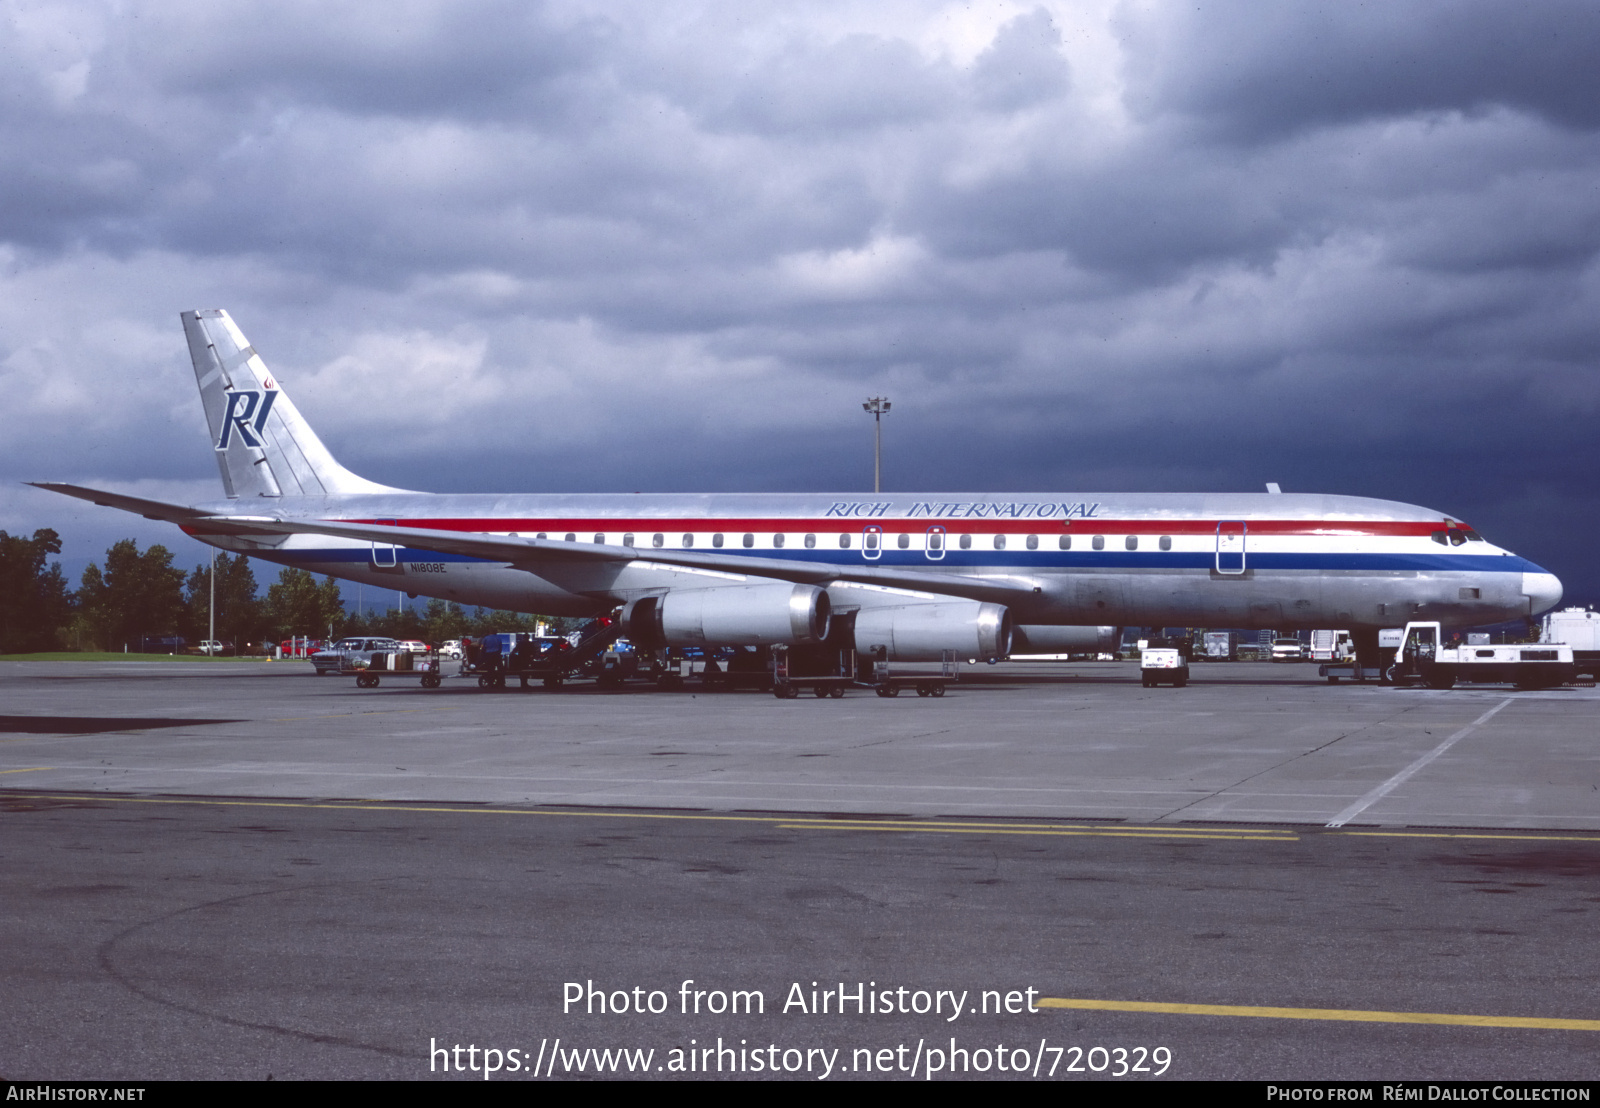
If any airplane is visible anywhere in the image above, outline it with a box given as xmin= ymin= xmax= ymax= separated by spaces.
xmin=34 ymin=309 xmax=1563 ymax=675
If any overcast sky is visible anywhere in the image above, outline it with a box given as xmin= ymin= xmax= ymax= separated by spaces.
xmin=4 ymin=0 xmax=1597 ymax=606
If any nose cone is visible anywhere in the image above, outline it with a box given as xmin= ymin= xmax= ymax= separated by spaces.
xmin=1521 ymin=571 xmax=1563 ymax=617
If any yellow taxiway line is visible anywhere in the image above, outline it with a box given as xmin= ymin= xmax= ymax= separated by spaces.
xmin=1036 ymin=997 xmax=1600 ymax=1031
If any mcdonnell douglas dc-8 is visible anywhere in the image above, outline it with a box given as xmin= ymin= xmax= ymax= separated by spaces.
xmin=35 ymin=310 xmax=1563 ymax=671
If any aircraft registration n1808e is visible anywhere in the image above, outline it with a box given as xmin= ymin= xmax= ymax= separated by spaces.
xmin=35 ymin=310 xmax=1563 ymax=669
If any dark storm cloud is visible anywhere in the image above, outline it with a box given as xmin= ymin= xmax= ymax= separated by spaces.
xmin=126 ymin=0 xmax=609 ymax=122
xmin=3 ymin=1 xmax=1599 ymax=604
xmin=1120 ymin=0 xmax=1600 ymax=138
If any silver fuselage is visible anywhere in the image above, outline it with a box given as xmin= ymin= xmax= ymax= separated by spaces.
xmin=186 ymin=489 xmax=1560 ymax=630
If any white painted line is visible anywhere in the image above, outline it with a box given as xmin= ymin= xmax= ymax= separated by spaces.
xmin=1326 ymin=698 xmax=1513 ymax=828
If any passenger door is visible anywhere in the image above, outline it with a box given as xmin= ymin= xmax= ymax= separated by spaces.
xmin=1215 ymin=521 xmax=1246 ymax=575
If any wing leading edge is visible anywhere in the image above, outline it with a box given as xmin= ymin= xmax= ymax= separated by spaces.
xmin=29 ymin=483 xmax=1044 ymax=606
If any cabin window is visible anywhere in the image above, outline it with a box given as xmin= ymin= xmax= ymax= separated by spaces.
xmin=651 ymin=533 xmax=663 ymax=547
xmin=536 ymin=532 xmax=547 ymax=540
xmin=865 ymin=531 xmax=879 ymax=550
xmin=928 ymin=531 xmax=944 ymax=551
xmin=897 ymin=533 xmax=910 ymax=549
xmin=1058 ymin=535 xmax=1071 ymax=550
xmin=593 ymin=533 xmax=604 ymax=545
xmin=742 ymin=533 xmax=754 ymax=548
xmin=839 ymin=533 xmax=851 ymax=548
xmin=623 ymin=533 xmax=634 ymax=546
xmin=682 ymin=533 xmax=694 ymax=547
xmin=994 ymin=534 xmax=1006 ymax=550
xmin=1431 ymin=531 xmax=1449 ymax=545
xmin=1125 ymin=535 xmax=1138 ymax=551
xmin=805 ymin=534 xmax=816 ymax=548
xmin=713 ymin=533 xmax=724 ymax=547
xmin=774 ymin=533 xmax=786 ymax=549
xmin=1159 ymin=535 xmax=1172 ymax=551
xmin=1026 ymin=534 xmax=1038 ymax=550
xmin=565 ymin=533 xmax=577 ymax=543
xmin=960 ymin=534 xmax=972 ymax=550
xmin=1092 ymin=535 xmax=1105 ymax=550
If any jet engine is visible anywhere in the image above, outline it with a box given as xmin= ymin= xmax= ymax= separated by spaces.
xmin=853 ymin=601 xmax=1012 ymax=663
xmin=623 ymin=584 xmax=831 ymax=648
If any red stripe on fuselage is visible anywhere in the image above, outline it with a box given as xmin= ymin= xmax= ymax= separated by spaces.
xmin=352 ymin=517 xmax=1453 ymax=537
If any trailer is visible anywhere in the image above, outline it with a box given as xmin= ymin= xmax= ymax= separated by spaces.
xmin=1541 ymin=607 xmax=1600 ymax=678
xmin=1319 ymin=627 xmax=1403 ymax=683
xmin=770 ymin=633 xmax=958 ymax=699
xmin=1309 ymin=629 xmax=1352 ymax=663
xmin=1383 ymin=621 xmax=1584 ymax=689
xmin=345 ymin=649 xmax=443 ymax=688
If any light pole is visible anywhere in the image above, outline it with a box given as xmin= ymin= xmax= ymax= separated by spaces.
xmin=863 ymin=396 xmax=890 ymax=493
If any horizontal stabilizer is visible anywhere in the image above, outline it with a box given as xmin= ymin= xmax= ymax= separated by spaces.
xmin=28 ymin=483 xmax=208 ymax=524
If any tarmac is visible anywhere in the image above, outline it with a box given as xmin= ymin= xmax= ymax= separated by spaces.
xmin=3 ymin=659 xmax=1597 ymax=1081
xmin=1 ymin=658 xmax=1597 ymax=828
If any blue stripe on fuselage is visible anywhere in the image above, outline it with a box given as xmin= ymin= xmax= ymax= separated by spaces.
xmin=271 ymin=546 xmax=1542 ymax=575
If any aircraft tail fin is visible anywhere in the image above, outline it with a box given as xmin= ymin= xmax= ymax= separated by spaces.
xmin=183 ymin=309 xmax=401 ymax=498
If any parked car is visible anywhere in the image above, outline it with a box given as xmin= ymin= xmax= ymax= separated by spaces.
xmin=309 ymin=638 xmax=401 ymax=675
xmin=193 ymin=640 xmax=232 ymax=656
xmin=397 ymin=640 xmax=430 ymax=655
xmin=441 ymin=640 xmax=463 ymax=659
xmin=1271 ymin=637 xmax=1307 ymax=662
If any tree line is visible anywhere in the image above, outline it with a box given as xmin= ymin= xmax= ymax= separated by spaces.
xmin=0 ymin=530 xmax=572 ymax=655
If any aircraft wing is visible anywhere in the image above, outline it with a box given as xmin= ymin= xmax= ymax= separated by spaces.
xmin=211 ymin=507 xmax=1043 ymax=603
xmin=31 ymin=484 xmax=1047 ymax=604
